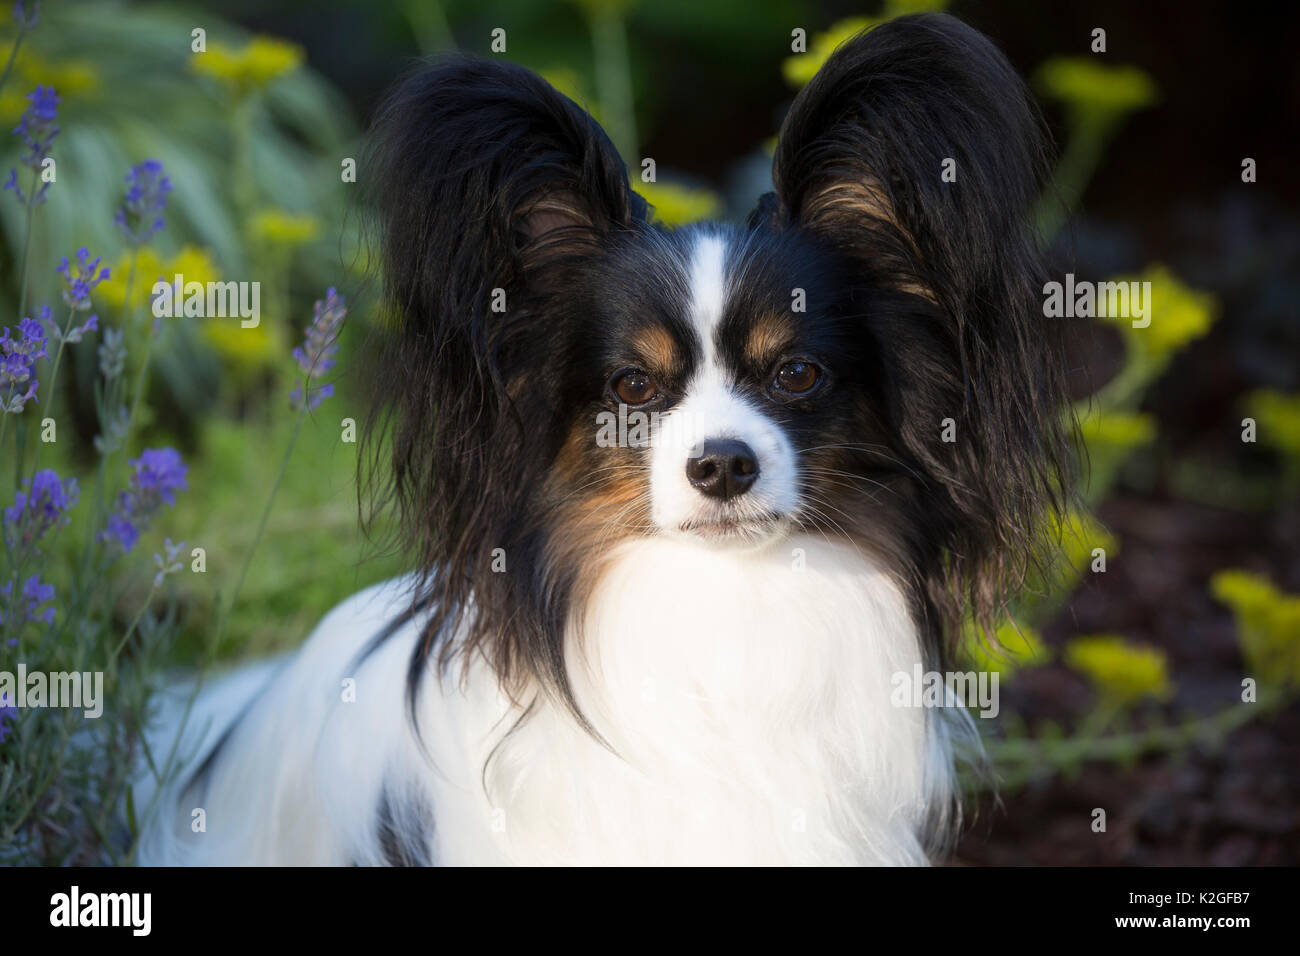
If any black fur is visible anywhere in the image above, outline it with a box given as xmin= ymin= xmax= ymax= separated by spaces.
xmin=360 ymin=12 xmax=1073 ymax=735
xmin=764 ymin=13 xmax=1072 ymax=643
xmin=361 ymin=54 xmax=647 ymax=717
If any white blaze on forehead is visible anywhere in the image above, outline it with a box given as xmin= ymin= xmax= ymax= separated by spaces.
xmin=647 ymin=231 xmax=800 ymax=535
xmin=687 ymin=232 xmax=729 ymax=369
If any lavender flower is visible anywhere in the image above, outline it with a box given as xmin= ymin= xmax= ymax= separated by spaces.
xmin=102 ymin=448 xmax=188 ymax=553
xmin=4 ymin=85 xmax=59 ymax=207
xmin=57 ymin=247 xmax=110 ymax=312
xmin=13 ymin=1 xmax=40 ymax=31
xmin=43 ymin=311 xmax=98 ymax=345
xmin=114 ymin=160 xmax=173 ymax=246
xmin=0 ymin=694 xmax=16 ymax=745
xmin=98 ymin=326 xmax=127 ymax=379
xmin=2 ymin=469 xmax=78 ymax=552
xmin=290 ymin=287 xmax=346 ymax=411
xmin=93 ymin=405 xmax=129 ymax=456
xmin=0 ymin=574 xmax=55 ymax=626
xmin=152 ymin=538 xmax=186 ymax=588
xmin=0 ymin=313 xmax=47 ymax=413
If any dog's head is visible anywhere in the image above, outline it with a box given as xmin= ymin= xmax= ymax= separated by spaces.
xmin=362 ymin=13 xmax=1071 ymax=702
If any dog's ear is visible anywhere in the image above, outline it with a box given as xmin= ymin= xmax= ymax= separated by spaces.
xmin=768 ymin=14 xmax=1071 ymax=633
xmin=361 ymin=56 xmax=643 ymax=650
xmin=770 ymin=12 xmax=1048 ymax=307
xmin=367 ymin=54 xmax=643 ymax=329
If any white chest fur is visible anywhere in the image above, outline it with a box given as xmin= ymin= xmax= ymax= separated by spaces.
xmin=138 ymin=535 xmax=953 ymax=866
xmin=430 ymin=534 xmax=949 ymax=865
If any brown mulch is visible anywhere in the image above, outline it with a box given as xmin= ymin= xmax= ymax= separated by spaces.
xmin=954 ymin=495 xmax=1300 ymax=866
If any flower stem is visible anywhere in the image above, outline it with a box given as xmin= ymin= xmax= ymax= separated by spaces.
xmin=8 ymin=309 xmax=82 ymax=591
xmin=112 ymin=579 xmax=159 ymax=661
xmin=0 ymin=28 xmax=27 ymax=98
xmin=23 ymin=307 xmax=79 ymax=480
xmin=15 ymin=170 xmax=38 ymax=321
xmin=123 ymin=255 xmax=156 ymax=451
xmin=221 ymin=408 xmax=307 ymax=641
xmin=128 ymin=408 xmax=308 ymax=859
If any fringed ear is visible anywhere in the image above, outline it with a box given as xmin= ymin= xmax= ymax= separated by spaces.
xmin=360 ymin=55 xmax=643 ymax=697
xmin=769 ymin=13 xmax=1073 ymax=636
xmin=771 ymin=13 xmax=1049 ymax=306
xmin=366 ymin=54 xmax=643 ymax=340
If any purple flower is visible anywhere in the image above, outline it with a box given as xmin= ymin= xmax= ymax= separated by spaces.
xmin=0 ymin=574 xmax=55 ymax=627
xmin=13 ymin=1 xmax=40 ymax=31
xmin=103 ymin=512 xmax=139 ymax=552
xmin=152 ymin=538 xmax=186 ymax=588
xmin=0 ymin=693 xmax=16 ymax=745
xmin=101 ymin=448 xmax=188 ymax=553
xmin=115 ymin=159 xmax=173 ymax=246
xmin=57 ymin=247 xmax=110 ymax=312
xmin=290 ymin=287 xmax=347 ymax=411
xmin=5 ymin=85 xmax=59 ymax=207
xmin=3 ymin=469 xmax=79 ymax=552
xmin=0 ymin=311 xmax=48 ymax=413
xmin=42 ymin=309 xmax=98 ymax=346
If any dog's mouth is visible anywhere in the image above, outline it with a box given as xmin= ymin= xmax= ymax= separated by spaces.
xmin=676 ymin=512 xmax=786 ymax=544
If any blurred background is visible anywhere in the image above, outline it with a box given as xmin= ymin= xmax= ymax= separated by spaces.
xmin=0 ymin=0 xmax=1296 ymax=864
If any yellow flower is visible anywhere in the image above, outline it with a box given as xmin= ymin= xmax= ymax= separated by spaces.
xmin=783 ymin=17 xmax=875 ymax=88
xmin=540 ymin=67 xmax=602 ymax=124
xmin=167 ymin=245 xmax=222 ymax=287
xmin=782 ymin=2 xmax=948 ymax=88
xmin=97 ymin=245 xmax=222 ymax=313
xmin=1035 ymin=57 xmax=1158 ymax=127
xmin=634 ymin=181 xmax=722 ymax=227
xmin=0 ymin=88 xmax=25 ymax=123
xmin=1098 ymin=264 xmax=1216 ymax=362
xmin=964 ymin=620 xmax=1051 ymax=678
xmin=202 ymin=319 xmax=281 ymax=381
xmin=1211 ymin=570 xmax=1300 ymax=687
xmin=1243 ymin=390 xmax=1300 ymax=462
xmin=0 ymin=49 xmax=101 ymax=120
xmin=885 ymin=0 xmax=949 ymax=12
xmin=250 ymin=208 xmax=321 ymax=246
xmin=192 ymin=36 xmax=304 ymax=95
xmin=96 ymin=248 xmax=165 ymax=311
xmin=1065 ymin=634 xmax=1173 ymax=704
xmin=1046 ymin=508 xmax=1116 ymax=587
xmin=1077 ymin=409 xmax=1157 ymax=498
xmin=1081 ymin=410 xmax=1156 ymax=450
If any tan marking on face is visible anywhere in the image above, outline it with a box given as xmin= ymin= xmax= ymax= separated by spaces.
xmin=543 ymin=422 xmax=655 ymax=660
xmin=546 ymin=420 xmax=655 ymax=562
xmin=745 ymin=313 xmax=796 ymax=369
xmin=630 ymin=324 xmax=681 ymax=377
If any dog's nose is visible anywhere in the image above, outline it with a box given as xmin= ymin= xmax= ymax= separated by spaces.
xmin=686 ymin=439 xmax=760 ymax=500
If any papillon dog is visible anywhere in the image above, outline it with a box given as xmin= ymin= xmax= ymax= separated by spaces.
xmin=137 ymin=12 xmax=1071 ymax=866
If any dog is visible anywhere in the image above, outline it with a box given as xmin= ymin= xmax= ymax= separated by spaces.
xmin=136 ymin=12 xmax=1071 ymax=866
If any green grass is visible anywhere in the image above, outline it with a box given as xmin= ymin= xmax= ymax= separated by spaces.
xmin=165 ymin=406 xmax=405 ymax=663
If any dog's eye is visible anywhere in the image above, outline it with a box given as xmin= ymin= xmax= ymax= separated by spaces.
xmin=610 ymin=368 xmax=659 ymax=406
xmin=772 ymin=360 xmax=821 ymax=396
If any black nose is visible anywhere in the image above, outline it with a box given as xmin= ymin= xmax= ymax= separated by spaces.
xmin=686 ymin=439 xmax=760 ymax=500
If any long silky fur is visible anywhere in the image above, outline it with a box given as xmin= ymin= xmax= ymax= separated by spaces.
xmin=138 ymin=12 xmax=1074 ymax=866
xmin=763 ymin=13 xmax=1074 ymax=656
xmin=358 ymin=54 xmax=649 ymax=722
